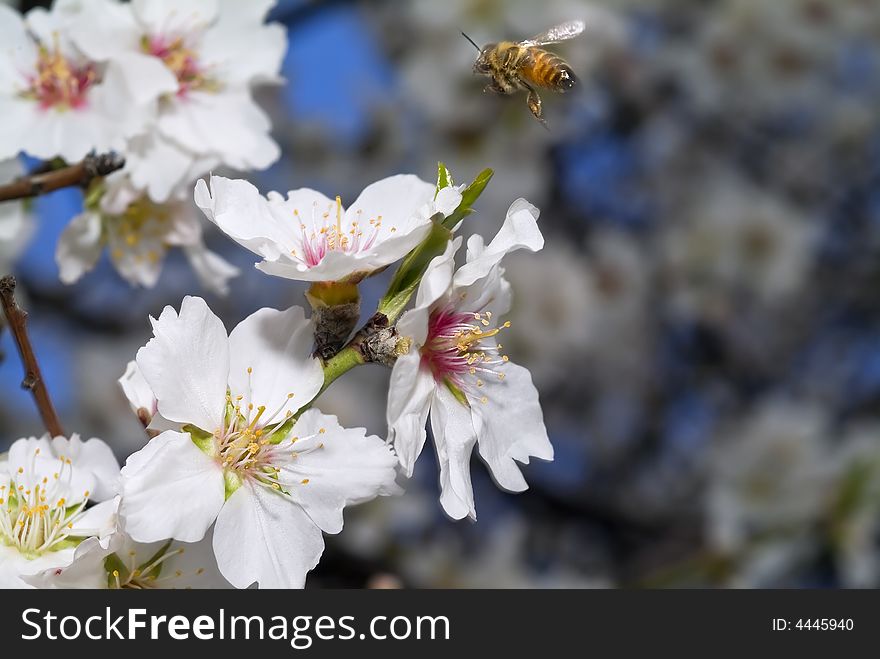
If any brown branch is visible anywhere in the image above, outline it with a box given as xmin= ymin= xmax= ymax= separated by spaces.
xmin=0 ymin=276 xmax=65 ymax=437
xmin=0 ymin=151 xmax=125 ymax=203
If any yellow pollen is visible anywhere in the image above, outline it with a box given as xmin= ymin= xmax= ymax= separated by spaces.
xmin=301 ymin=479 xmax=310 ymax=484
xmin=319 ymin=428 xmax=326 ymax=434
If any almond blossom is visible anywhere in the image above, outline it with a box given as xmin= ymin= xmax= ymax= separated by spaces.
xmin=386 ymin=199 xmax=553 ymax=519
xmin=0 ymin=434 xmax=120 ymax=588
xmin=67 ymin=0 xmax=286 ymax=201
xmin=194 ymin=174 xmax=462 ymax=283
xmin=26 ymin=499 xmax=229 ymax=589
xmin=55 ymin=176 xmax=238 ymax=293
xmin=118 ymin=296 xmax=399 ymax=588
xmin=0 ymin=1 xmax=144 ymax=162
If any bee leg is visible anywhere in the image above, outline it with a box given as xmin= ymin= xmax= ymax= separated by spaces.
xmin=525 ymin=87 xmax=549 ymax=130
xmin=484 ymin=79 xmax=506 ymax=95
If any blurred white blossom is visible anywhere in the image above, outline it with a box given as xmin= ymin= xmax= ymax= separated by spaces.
xmin=56 ymin=176 xmax=238 ymax=292
xmin=68 ymin=0 xmax=286 ymax=201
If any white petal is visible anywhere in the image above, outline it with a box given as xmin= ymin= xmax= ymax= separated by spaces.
xmin=387 ymin=352 xmax=435 ymax=476
xmin=453 ymin=198 xmax=544 ymax=290
xmin=136 ymin=296 xmax=229 ymax=431
xmin=0 ymin=545 xmax=76 ymax=588
xmin=213 ymin=482 xmax=324 ymax=589
xmin=183 ymin=245 xmax=240 ymax=296
xmin=398 ymin=237 xmax=459 ymax=344
xmin=120 ymin=430 xmax=225 ymax=543
xmin=128 ymin=134 xmax=199 ymax=203
xmin=56 ymin=211 xmax=103 ymax=284
xmin=23 ymin=536 xmax=109 ymax=589
xmin=200 ymin=15 xmax=285 ymax=85
xmin=227 ymin=305 xmax=324 ymax=418
xmin=70 ymin=499 xmax=119 ymax=541
xmin=118 ymin=359 xmax=158 ymax=418
xmin=132 ymin=0 xmax=218 ymax=34
xmin=279 ymin=410 xmax=399 ymax=534
xmin=8 ymin=435 xmax=54 ymax=471
xmin=158 ymin=90 xmax=279 ymax=169
xmin=68 ymin=0 xmax=141 ymax=61
xmin=430 ymin=386 xmax=478 ymax=520
xmin=345 ymin=174 xmax=435 ymax=237
xmin=52 ymin=435 xmax=121 ymax=501
xmin=472 ymin=363 xmax=552 ymax=492
xmin=111 ymin=52 xmax=179 ymax=106
xmin=194 ymin=175 xmax=300 ymax=262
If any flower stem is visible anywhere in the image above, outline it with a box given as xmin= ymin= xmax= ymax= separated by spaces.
xmin=0 ymin=151 xmax=124 ymax=203
xmin=315 ymin=345 xmax=365 ymax=398
xmin=0 ymin=276 xmax=65 ymax=437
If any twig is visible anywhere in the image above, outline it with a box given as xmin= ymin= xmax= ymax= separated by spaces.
xmin=0 ymin=151 xmax=125 ymax=203
xmin=0 ymin=276 xmax=65 ymax=437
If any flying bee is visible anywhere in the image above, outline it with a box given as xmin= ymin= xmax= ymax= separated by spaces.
xmin=464 ymin=19 xmax=585 ymax=128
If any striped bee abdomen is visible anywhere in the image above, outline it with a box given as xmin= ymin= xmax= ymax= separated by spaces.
xmin=521 ymin=48 xmax=578 ymax=92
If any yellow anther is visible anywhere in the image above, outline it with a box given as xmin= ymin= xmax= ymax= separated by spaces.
xmin=301 ymin=479 xmax=310 ymax=484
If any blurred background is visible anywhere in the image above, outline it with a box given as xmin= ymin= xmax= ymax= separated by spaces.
xmin=3 ymin=0 xmax=880 ymax=588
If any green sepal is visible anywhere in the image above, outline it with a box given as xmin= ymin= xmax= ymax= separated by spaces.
xmin=137 ymin=539 xmax=174 ymax=581
xmin=224 ymin=469 xmax=242 ymax=500
xmin=267 ymin=416 xmax=296 ymax=445
xmin=435 ymin=162 xmax=453 ymax=198
xmin=441 ymin=167 xmax=493 ymax=230
xmin=104 ymin=552 xmax=130 ymax=587
xmin=444 ymin=378 xmax=470 ymax=408
xmin=183 ymin=424 xmax=216 ymax=456
xmin=378 ymin=218 xmax=452 ymax=323
xmin=377 ymin=166 xmax=493 ymax=323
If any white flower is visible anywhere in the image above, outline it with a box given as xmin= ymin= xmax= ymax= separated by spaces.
xmin=27 ymin=499 xmax=230 ymax=589
xmin=195 ymin=174 xmax=462 ymax=282
xmin=68 ymin=0 xmax=286 ymax=201
xmin=0 ymin=1 xmax=145 ymax=161
xmin=0 ymin=434 xmax=119 ymax=588
xmin=387 ymin=199 xmax=553 ymax=519
xmin=706 ymin=402 xmax=837 ymax=555
xmin=119 ymin=296 xmax=399 ymax=588
xmin=661 ymin=170 xmax=817 ymax=314
xmin=56 ymin=176 xmax=238 ymax=293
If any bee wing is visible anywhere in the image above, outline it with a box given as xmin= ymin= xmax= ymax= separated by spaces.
xmin=520 ymin=19 xmax=586 ymax=46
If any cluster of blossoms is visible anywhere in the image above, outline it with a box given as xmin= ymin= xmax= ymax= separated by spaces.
xmin=0 ymin=0 xmax=286 ymax=291
xmin=1 ymin=165 xmax=555 ymax=588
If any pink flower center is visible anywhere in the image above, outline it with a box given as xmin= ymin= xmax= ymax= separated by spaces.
xmin=142 ymin=35 xmax=217 ymax=96
xmin=290 ymin=197 xmax=389 ymax=268
xmin=421 ymin=306 xmax=510 ymax=399
xmin=25 ymin=42 xmax=95 ymax=110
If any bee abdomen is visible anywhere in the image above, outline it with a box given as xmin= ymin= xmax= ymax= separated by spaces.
xmin=524 ymin=49 xmax=578 ymax=92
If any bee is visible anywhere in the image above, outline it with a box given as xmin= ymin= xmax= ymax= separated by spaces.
xmin=464 ymin=20 xmax=585 ymax=128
